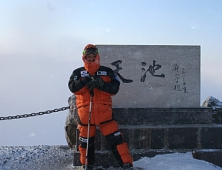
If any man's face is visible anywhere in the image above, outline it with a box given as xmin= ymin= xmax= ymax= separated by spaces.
xmin=85 ymin=53 xmax=96 ymax=63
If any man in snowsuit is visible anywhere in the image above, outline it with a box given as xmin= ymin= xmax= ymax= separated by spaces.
xmin=68 ymin=44 xmax=133 ymax=170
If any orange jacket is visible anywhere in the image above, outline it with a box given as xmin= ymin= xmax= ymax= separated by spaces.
xmin=68 ymin=51 xmax=120 ymax=109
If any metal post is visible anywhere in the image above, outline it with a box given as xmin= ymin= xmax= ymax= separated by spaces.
xmin=85 ymin=91 xmax=94 ymax=169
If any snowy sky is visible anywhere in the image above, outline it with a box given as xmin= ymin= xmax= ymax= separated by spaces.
xmin=0 ymin=0 xmax=222 ymax=146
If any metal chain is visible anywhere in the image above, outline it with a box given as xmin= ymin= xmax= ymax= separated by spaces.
xmin=0 ymin=106 xmax=70 ymax=121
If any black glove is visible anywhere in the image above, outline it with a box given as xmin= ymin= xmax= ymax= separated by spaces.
xmin=81 ymin=76 xmax=95 ymax=91
xmin=86 ymin=80 xmax=96 ymax=91
xmin=92 ymin=76 xmax=104 ymax=90
xmin=81 ymin=76 xmax=91 ymax=85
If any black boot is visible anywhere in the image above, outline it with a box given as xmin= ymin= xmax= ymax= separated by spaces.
xmin=82 ymin=165 xmax=93 ymax=170
xmin=123 ymin=163 xmax=133 ymax=170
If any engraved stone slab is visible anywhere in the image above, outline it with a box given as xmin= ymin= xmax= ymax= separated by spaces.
xmin=96 ymin=45 xmax=200 ymax=108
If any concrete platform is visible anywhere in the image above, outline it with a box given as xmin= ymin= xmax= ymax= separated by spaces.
xmin=74 ymin=107 xmax=222 ymax=167
xmin=113 ymin=108 xmax=213 ymax=125
xmin=192 ymin=149 xmax=222 ymax=168
xmin=73 ymin=149 xmax=180 ymax=167
xmin=77 ymin=124 xmax=222 ymax=151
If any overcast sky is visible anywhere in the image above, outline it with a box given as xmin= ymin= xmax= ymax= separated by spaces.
xmin=1 ymin=0 xmax=222 ymax=146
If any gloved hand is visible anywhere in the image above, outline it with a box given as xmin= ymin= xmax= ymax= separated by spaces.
xmin=81 ymin=76 xmax=95 ymax=91
xmin=92 ymin=76 xmax=104 ymax=90
xmin=86 ymin=79 xmax=96 ymax=91
xmin=81 ymin=76 xmax=91 ymax=85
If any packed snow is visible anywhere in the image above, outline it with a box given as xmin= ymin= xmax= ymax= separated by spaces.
xmin=0 ymin=145 xmax=221 ymax=170
xmin=133 ymin=152 xmax=222 ymax=170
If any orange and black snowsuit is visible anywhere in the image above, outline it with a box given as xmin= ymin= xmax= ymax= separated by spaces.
xmin=68 ymin=44 xmax=133 ymax=167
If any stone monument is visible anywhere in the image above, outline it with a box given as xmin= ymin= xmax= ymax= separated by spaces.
xmin=96 ymin=45 xmax=200 ymax=108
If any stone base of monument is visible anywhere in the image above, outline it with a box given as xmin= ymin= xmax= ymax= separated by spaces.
xmin=73 ymin=108 xmax=222 ymax=167
xmin=192 ymin=149 xmax=222 ymax=168
xmin=73 ymin=149 xmax=180 ymax=167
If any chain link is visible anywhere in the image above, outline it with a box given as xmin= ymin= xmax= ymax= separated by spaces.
xmin=0 ymin=106 xmax=70 ymax=121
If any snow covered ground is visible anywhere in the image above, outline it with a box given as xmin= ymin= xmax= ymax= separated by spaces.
xmin=0 ymin=145 xmax=222 ymax=170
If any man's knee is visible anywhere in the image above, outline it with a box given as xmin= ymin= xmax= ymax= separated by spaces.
xmin=105 ymin=131 xmax=124 ymax=147
xmin=79 ymin=136 xmax=95 ymax=148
